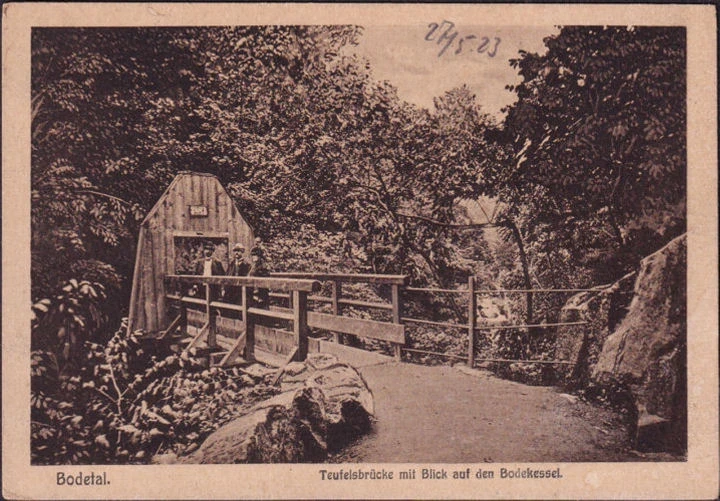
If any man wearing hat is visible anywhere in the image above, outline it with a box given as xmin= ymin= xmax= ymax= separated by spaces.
xmin=188 ymin=241 xmax=225 ymax=299
xmin=193 ymin=241 xmax=225 ymax=276
xmin=248 ymin=244 xmax=270 ymax=307
xmin=223 ymin=243 xmax=251 ymax=304
xmin=227 ymin=243 xmax=251 ymax=277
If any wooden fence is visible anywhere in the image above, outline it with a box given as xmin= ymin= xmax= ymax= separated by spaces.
xmin=274 ymin=273 xmax=598 ymax=367
xmin=271 ymin=273 xmax=408 ymax=360
xmin=163 ymin=273 xmax=409 ymax=365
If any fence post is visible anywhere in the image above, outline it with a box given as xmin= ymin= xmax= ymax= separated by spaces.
xmin=205 ymin=283 xmax=216 ymax=348
xmin=242 ymin=285 xmax=255 ymax=362
xmin=331 ymin=280 xmax=343 ymax=344
xmin=293 ymin=290 xmax=309 ymax=361
xmin=179 ymin=301 xmax=188 ymax=335
xmin=391 ymin=284 xmax=403 ymax=361
xmin=467 ymin=276 xmax=477 ymax=368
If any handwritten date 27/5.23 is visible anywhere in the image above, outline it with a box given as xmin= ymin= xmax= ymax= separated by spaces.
xmin=426 ymin=21 xmax=501 ymax=58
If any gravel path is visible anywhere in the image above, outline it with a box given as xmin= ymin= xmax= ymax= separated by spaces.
xmin=331 ymin=361 xmax=638 ymax=463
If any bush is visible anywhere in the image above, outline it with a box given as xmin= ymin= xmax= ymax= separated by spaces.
xmin=31 ymin=279 xmax=108 ymax=374
xmin=31 ymin=322 xmax=279 ymax=464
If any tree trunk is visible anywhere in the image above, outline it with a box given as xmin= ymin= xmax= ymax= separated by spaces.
xmin=505 ymin=220 xmax=533 ymax=326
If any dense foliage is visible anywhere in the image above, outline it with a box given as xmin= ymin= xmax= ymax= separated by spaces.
xmin=31 ymin=26 xmax=504 ymax=355
xmin=501 ymin=26 xmax=685 ymax=286
xmin=31 ymin=323 xmax=278 ymax=464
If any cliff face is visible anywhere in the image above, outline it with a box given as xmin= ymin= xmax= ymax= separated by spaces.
xmin=557 ymin=234 xmax=687 ymax=453
xmin=555 ymin=272 xmax=636 ymax=388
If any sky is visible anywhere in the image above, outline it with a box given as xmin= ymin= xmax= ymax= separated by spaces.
xmin=353 ymin=24 xmax=557 ymax=118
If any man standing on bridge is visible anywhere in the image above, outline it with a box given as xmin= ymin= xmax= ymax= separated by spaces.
xmin=248 ymin=244 xmax=270 ymax=308
xmin=223 ymin=243 xmax=251 ymax=304
xmin=227 ymin=243 xmax=251 ymax=277
xmin=194 ymin=241 xmax=225 ymax=277
xmin=190 ymin=241 xmax=225 ymax=299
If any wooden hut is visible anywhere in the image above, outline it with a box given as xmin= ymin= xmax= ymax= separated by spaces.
xmin=127 ymin=171 xmax=254 ymax=334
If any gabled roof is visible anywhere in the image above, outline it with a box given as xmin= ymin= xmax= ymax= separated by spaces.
xmin=141 ymin=171 xmax=246 ymax=228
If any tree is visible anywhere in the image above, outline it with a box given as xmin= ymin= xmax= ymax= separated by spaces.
xmin=32 ymin=26 xmax=370 ymax=363
xmin=501 ymin=26 xmax=686 ymax=286
xmin=31 ymin=26 xmax=362 ymax=308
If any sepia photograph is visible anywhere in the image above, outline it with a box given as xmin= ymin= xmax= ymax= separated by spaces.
xmin=3 ymin=3 xmax=717 ymax=500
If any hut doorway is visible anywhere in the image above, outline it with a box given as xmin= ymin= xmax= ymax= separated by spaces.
xmin=173 ymin=236 xmax=229 ymax=275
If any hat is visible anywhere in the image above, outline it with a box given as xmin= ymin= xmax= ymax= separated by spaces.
xmin=203 ymin=241 xmax=215 ymax=250
xmin=233 ymin=243 xmax=245 ymax=251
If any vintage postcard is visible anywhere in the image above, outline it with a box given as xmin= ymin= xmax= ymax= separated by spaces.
xmin=3 ymin=2 xmax=717 ymax=499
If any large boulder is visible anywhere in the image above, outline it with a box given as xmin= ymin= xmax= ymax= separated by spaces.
xmin=592 ymin=234 xmax=686 ymax=452
xmin=555 ymin=272 xmax=636 ymax=387
xmin=180 ymin=353 xmax=374 ymax=463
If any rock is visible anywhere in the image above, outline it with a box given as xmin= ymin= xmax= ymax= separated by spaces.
xmin=247 ymin=387 xmax=329 ymax=463
xmin=558 ymin=393 xmax=579 ymax=404
xmin=151 ymin=452 xmax=177 ymax=464
xmin=303 ymin=363 xmax=374 ymax=451
xmin=283 ymin=361 xmax=307 ymax=376
xmin=241 ymin=363 xmax=276 ymax=380
xmin=181 ymin=354 xmax=374 ymax=463
xmin=592 ymin=234 xmax=687 ymax=452
xmin=182 ymin=403 xmax=283 ymax=463
xmin=306 ymin=352 xmax=341 ymax=371
xmin=555 ymin=271 xmax=636 ymax=387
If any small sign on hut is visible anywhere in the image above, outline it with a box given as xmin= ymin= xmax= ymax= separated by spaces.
xmin=127 ymin=171 xmax=254 ymax=333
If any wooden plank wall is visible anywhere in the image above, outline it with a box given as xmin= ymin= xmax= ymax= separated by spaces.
xmin=128 ymin=173 xmax=256 ymax=334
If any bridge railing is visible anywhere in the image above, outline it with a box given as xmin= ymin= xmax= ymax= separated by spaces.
xmin=271 ymin=272 xmax=408 ymax=360
xmin=404 ymin=278 xmax=603 ymax=366
xmin=165 ymin=274 xmax=320 ymax=363
xmin=164 ymin=272 xmax=602 ymax=368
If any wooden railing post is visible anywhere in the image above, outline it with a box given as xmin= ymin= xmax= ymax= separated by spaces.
xmin=293 ymin=290 xmax=309 ymax=361
xmin=179 ymin=301 xmax=188 ymax=335
xmin=331 ymin=280 xmax=343 ymax=344
xmin=242 ymin=285 xmax=255 ymax=362
xmin=391 ymin=284 xmax=403 ymax=361
xmin=205 ymin=283 xmax=216 ymax=348
xmin=467 ymin=276 xmax=477 ymax=368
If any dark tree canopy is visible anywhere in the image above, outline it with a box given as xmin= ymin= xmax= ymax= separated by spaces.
xmin=500 ymin=26 xmax=686 ymax=285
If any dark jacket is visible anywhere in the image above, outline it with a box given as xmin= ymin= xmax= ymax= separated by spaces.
xmin=224 ymin=258 xmax=250 ymax=304
xmin=193 ymin=258 xmax=225 ymax=276
xmin=247 ymin=257 xmax=269 ymax=307
xmin=227 ymin=258 xmax=251 ymax=277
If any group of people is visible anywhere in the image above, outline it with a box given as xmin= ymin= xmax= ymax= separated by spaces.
xmin=194 ymin=239 xmax=267 ymax=277
xmin=190 ymin=238 xmax=269 ymax=306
